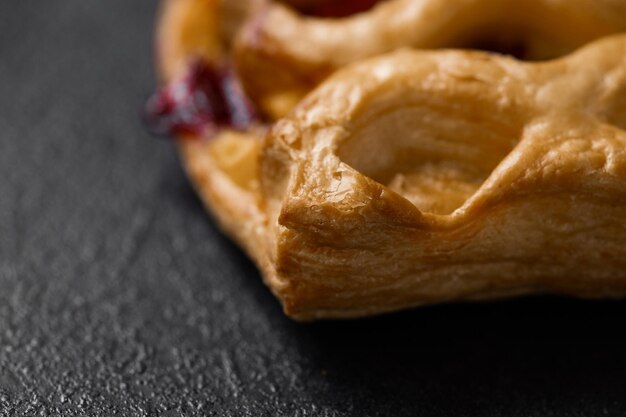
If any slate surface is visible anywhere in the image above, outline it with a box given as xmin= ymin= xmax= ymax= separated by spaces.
xmin=1 ymin=1 xmax=626 ymax=416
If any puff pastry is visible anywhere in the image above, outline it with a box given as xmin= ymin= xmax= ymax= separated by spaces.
xmin=152 ymin=0 xmax=626 ymax=320
xmin=235 ymin=0 xmax=626 ymax=117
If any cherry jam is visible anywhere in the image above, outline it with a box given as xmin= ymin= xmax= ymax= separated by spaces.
xmin=144 ymin=60 xmax=258 ymax=139
xmin=290 ymin=0 xmax=382 ymax=18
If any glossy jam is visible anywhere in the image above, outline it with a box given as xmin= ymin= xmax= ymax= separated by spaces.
xmin=144 ymin=60 xmax=258 ymax=138
xmin=291 ymin=0 xmax=382 ymax=18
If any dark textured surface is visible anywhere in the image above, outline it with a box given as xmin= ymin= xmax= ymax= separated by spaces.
xmin=1 ymin=1 xmax=626 ymax=416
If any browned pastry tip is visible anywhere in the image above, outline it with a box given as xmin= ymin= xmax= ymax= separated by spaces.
xmin=157 ymin=0 xmax=264 ymax=82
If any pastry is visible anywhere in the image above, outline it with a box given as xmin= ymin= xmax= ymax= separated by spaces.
xmin=260 ymin=36 xmax=626 ymax=319
xmin=148 ymin=0 xmax=626 ymax=320
xmin=235 ymin=0 xmax=626 ymax=118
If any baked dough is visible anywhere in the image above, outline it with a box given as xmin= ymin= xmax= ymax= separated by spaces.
xmin=154 ymin=0 xmax=626 ymax=319
xmin=258 ymin=36 xmax=626 ymax=319
xmin=235 ymin=0 xmax=626 ymax=118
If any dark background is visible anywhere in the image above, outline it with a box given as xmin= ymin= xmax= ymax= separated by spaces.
xmin=1 ymin=1 xmax=626 ymax=416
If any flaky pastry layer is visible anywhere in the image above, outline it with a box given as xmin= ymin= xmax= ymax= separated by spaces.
xmin=157 ymin=0 xmax=626 ymax=319
xmin=235 ymin=0 xmax=626 ymax=118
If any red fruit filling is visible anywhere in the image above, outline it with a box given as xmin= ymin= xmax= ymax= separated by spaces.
xmin=291 ymin=0 xmax=383 ymax=18
xmin=144 ymin=60 xmax=258 ymax=138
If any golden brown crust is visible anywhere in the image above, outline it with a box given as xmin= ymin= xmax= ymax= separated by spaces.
xmin=235 ymin=0 xmax=626 ymax=117
xmin=156 ymin=0 xmax=287 ymax=300
xmin=156 ymin=0 xmax=626 ymax=319
xmin=260 ymin=37 xmax=626 ymax=318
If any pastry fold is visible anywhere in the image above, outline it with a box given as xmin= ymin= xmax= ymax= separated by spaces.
xmin=235 ymin=0 xmax=626 ymax=117
xmin=181 ymin=36 xmax=626 ymax=319
xmin=156 ymin=0 xmax=626 ymax=319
